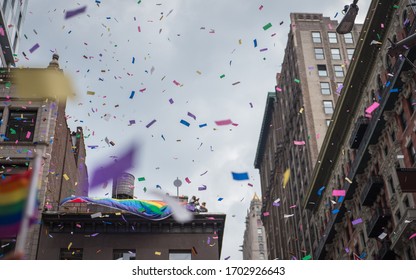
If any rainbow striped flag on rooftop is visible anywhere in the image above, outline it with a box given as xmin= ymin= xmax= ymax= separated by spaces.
xmin=0 ymin=171 xmax=32 ymax=238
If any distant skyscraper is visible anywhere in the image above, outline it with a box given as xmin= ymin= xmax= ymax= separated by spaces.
xmin=0 ymin=0 xmax=28 ymax=66
xmin=242 ymin=193 xmax=268 ymax=260
xmin=254 ymin=13 xmax=361 ymax=259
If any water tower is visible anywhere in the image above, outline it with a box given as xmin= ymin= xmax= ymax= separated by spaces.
xmin=112 ymin=173 xmax=135 ymax=199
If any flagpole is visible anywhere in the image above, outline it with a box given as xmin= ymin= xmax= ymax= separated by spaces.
xmin=15 ymin=151 xmax=42 ymax=253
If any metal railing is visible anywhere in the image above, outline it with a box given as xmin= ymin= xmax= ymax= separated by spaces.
xmin=390 ymin=208 xmax=416 ymax=248
xmin=366 ymin=208 xmax=391 ymax=238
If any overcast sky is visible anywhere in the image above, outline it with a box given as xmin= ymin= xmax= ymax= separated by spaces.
xmin=19 ymin=0 xmax=371 ymax=260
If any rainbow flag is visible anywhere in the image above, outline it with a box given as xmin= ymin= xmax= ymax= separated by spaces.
xmin=61 ymin=196 xmax=173 ymax=221
xmin=0 ymin=171 xmax=32 ymax=238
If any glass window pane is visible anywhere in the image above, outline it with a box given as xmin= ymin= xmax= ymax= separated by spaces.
xmin=318 ymin=65 xmax=327 ymax=77
xmin=344 ymin=33 xmax=353 ymax=44
xmin=347 ymin=49 xmax=354 ymax=60
xmin=169 ymin=250 xmax=192 ymax=260
xmin=113 ymin=249 xmax=136 ymax=260
xmin=323 ymin=101 xmax=334 ymax=114
xmin=5 ymin=110 xmax=37 ymax=142
xmin=320 ymin=82 xmax=331 ymax=95
xmin=328 ymin=32 xmax=338 ymax=43
xmin=314 ymin=48 xmax=324 ymax=59
xmin=334 ymin=65 xmax=344 ymax=77
xmin=331 ymin=48 xmax=341 ymax=60
xmin=312 ymin=32 xmax=322 ymax=43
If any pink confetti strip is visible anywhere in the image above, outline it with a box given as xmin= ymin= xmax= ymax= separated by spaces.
xmin=185 ymin=177 xmax=191 ymax=184
xmin=409 ymin=233 xmax=416 ymax=240
xmin=25 ymin=131 xmax=31 ymax=139
xmin=0 ymin=27 xmax=4 ymax=36
xmin=138 ymin=26 xmax=141 ymax=32
xmin=275 ymin=86 xmax=282 ymax=92
xmin=173 ymin=80 xmax=181 ymax=86
xmin=365 ymin=102 xmax=380 ymax=114
xmin=293 ymin=140 xmax=306 ymax=145
xmin=215 ymin=119 xmax=233 ymax=126
xmin=332 ymin=190 xmax=346 ymax=197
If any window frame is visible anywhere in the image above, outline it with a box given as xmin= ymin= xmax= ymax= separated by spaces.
xmin=317 ymin=65 xmax=328 ymax=77
xmin=312 ymin=31 xmax=322 ymax=43
xmin=347 ymin=48 xmax=355 ymax=60
xmin=334 ymin=65 xmax=344 ymax=77
xmin=314 ymin=48 xmax=325 ymax=59
xmin=320 ymin=82 xmax=331 ymax=95
xmin=344 ymin=33 xmax=354 ymax=44
xmin=323 ymin=101 xmax=334 ymax=114
xmin=328 ymin=32 xmax=338 ymax=43
xmin=5 ymin=109 xmax=37 ymax=142
xmin=330 ymin=48 xmax=341 ymax=60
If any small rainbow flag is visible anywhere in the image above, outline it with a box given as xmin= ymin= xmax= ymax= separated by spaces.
xmin=0 ymin=171 xmax=32 ymax=238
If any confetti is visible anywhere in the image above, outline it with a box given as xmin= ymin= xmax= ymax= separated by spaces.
xmin=180 ymin=119 xmax=190 ymax=127
xmin=351 ymin=218 xmax=363 ymax=226
xmin=409 ymin=233 xmax=416 ymax=240
xmin=29 ymin=43 xmax=40 ymax=53
xmin=378 ymin=232 xmax=387 ymax=240
xmin=365 ymin=102 xmax=380 ymax=114
xmin=169 ymin=98 xmax=174 ymax=104
xmin=87 ymin=91 xmax=95 ymax=95
xmin=332 ymin=190 xmax=346 ymax=197
xmin=231 ymin=172 xmax=249 ymax=180
xmin=263 ymin=23 xmax=272 ymax=30
xmin=187 ymin=112 xmax=196 ymax=120
xmin=63 ymin=174 xmax=69 ymax=181
xmin=67 ymin=242 xmax=72 ymax=250
xmin=138 ymin=177 xmax=145 ymax=182
xmin=293 ymin=140 xmax=306 ymax=145
xmin=91 ymin=212 xmax=102 ymax=219
xmin=217 ymin=197 xmax=224 ymax=201
xmin=65 ymin=6 xmax=87 ymax=19
xmin=129 ymin=91 xmax=135 ymax=99
xmin=199 ymin=123 xmax=207 ymax=128
xmin=215 ymin=119 xmax=233 ymax=126
xmin=253 ymin=39 xmax=258 ymax=47
xmin=154 ymin=251 xmax=161 ymax=256
xmin=302 ymin=255 xmax=312 ymax=260
xmin=146 ymin=119 xmax=157 ymax=128
xmin=185 ymin=177 xmax=191 ymax=184
xmin=345 ymin=177 xmax=353 ymax=184
xmin=263 ymin=212 xmax=270 ymax=217
xmin=283 ymin=168 xmax=290 ymax=188
xmin=198 ymin=185 xmax=207 ymax=191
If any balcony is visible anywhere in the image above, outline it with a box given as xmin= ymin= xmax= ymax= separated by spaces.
xmin=396 ymin=168 xmax=416 ymax=192
xmin=376 ymin=241 xmax=396 ymax=260
xmin=366 ymin=208 xmax=392 ymax=238
xmin=349 ymin=116 xmax=370 ymax=149
xmin=391 ymin=209 xmax=416 ymax=248
xmin=360 ymin=176 xmax=384 ymax=206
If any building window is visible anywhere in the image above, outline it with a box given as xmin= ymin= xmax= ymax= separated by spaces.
xmin=388 ymin=177 xmax=395 ymax=194
xmin=395 ymin=209 xmax=402 ymax=222
xmin=407 ymin=141 xmax=416 ymax=165
xmin=60 ymin=248 xmax=83 ymax=260
xmin=0 ymin=163 xmax=28 ymax=179
xmin=113 ymin=249 xmax=136 ymax=260
xmin=331 ymin=48 xmax=341 ymax=60
xmin=344 ymin=33 xmax=354 ymax=44
xmin=323 ymin=101 xmax=334 ymax=114
xmin=258 ymin=236 xmax=263 ymax=242
xmin=11 ymin=0 xmax=15 ymax=8
xmin=328 ymin=32 xmax=338 ymax=43
xmin=314 ymin=48 xmax=325 ymax=59
xmin=403 ymin=196 xmax=410 ymax=208
xmin=259 ymin=243 xmax=264 ymax=251
xmin=347 ymin=49 xmax=355 ymax=60
xmin=326 ymin=119 xmax=332 ymax=126
xmin=334 ymin=65 xmax=344 ymax=77
xmin=320 ymin=82 xmax=331 ymax=95
xmin=318 ymin=65 xmax=328 ymax=77
xmin=312 ymin=31 xmax=322 ymax=43
xmin=169 ymin=250 xmax=192 ymax=260
xmin=5 ymin=110 xmax=37 ymax=142
xmin=257 ymin=228 xmax=263 ymax=235
xmin=259 ymin=253 xmax=265 ymax=259
xmin=391 ymin=130 xmax=396 ymax=143
xmin=0 ymin=239 xmax=16 ymax=257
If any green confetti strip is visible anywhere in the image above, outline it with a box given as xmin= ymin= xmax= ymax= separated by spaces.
xmin=294 ymin=78 xmax=300 ymax=84
xmin=220 ymin=74 xmax=225 ymax=79
xmin=263 ymin=22 xmax=272 ymax=30
xmin=138 ymin=177 xmax=145 ymax=182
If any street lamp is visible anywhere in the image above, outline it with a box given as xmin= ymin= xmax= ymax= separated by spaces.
xmin=173 ymin=177 xmax=182 ymax=199
xmin=336 ymin=0 xmax=359 ymax=34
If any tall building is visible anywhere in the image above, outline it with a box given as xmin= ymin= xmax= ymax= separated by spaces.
xmin=304 ymin=0 xmax=416 ymax=260
xmin=254 ymin=13 xmax=361 ymax=259
xmin=0 ymin=0 xmax=28 ymax=66
xmin=242 ymin=193 xmax=268 ymax=260
xmin=0 ymin=55 xmax=89 ymax=259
